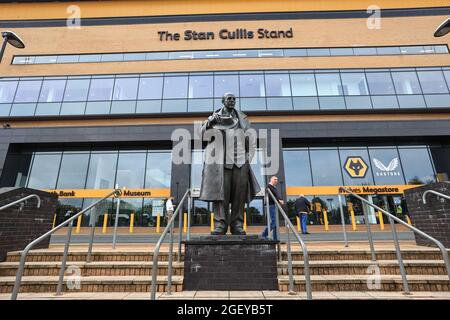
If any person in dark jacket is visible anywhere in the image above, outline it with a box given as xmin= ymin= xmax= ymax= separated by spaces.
xmin=261 ymin=176 xmax=284 ymax=240
xmin=294 ymin=194 xmax=311 ymax=234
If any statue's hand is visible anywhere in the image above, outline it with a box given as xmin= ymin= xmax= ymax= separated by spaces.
xmin=208 ymin=114 xmax=219 ymax=126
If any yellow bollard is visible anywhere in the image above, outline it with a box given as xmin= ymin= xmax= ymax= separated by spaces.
xmin=323 ymin=210 xmax=329 ymax=232
xmin=52 ymin=213 xmax=57 ymax=229
xmin=156 ymin=214 xmax=161 ymax=234
xmin=210 ymin=212 xmax=214 ymax=232
xmin=296 ymin=216 xmax=301 ymax=232
xmin=129 ymin=213 xmax=135 ymax=233
xmin=349 ymin=209 xmax=357 ymax=231
xmin=378 ymin=211 xmax=385 ymax=230
xmin=405 ymin=215 xmax=412 ymax=225
xmin=243 ymin=211 xmax=247 ymax=232
xmin=183 ymin=212 xmax=187 ymax=233
xmin=102 ymin=213 xmax=108 ymax=234
xmin=76 ymin=215 xmax=82 ymax=233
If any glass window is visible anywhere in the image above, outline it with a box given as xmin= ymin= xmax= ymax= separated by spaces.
xmin=376 ymin=47 xmax=401 ymax=55
xmin=27 ymin=153 xmax=62 ymax=189
xmin=444 ymin=70 xmax=450 ymax=88
xmin=309 ymin=149 xmax=343 ymax=186
xmin=239 ymin=74 xmax=265 ymax=97
xmin=290 ymin=74 xmax=317 ymax=96
xmin=316 ymin=73 xmax=343 ymax=96
xmin=399 ymin=46 xmax=424 ymax=54
xmin=113 ymin=77 xmax=138 ymax=100
xmin=417 ymin=71 xmax=449 ymax=94
xmin=85 ymin=152 xmax=118 ymax=189
xmin=0 ymin=81 xmax=18 ymax=103
xmin=138 ymin=77 xmax=163 ymax=100
xmin=63 ymin=79 xmax=90 ymax=102
xmin=366 ymin=72 xmax=395 ymax=94
xmin=39 ymin=79 xmax=66 ymax=102
xmin=339 ymin=148 xmax=374 ymax=185
xmin=79 ymin=54 xmax=101 ymax=63
xmin=56 ymin=153 xmax=89 ymax=189
xmin=163 ymin=76 xmax=188 ymax=99
xmin=116 ymin=152 xmax=146 ymax=188
xmin=353 ymin=47 xmax=377 ymax=55
xmin=14 ymin=80 xmax=42 ymax=103
xmin=214 ymin=74 xmax=239 ymax=97
xmin=283 ymin=149 xmax=312 ymax=186
xmin=340 ymin=73 xmax=369 ymax=95
xmin=188 ymin=75 xmax=213 ymax=98
xmin=399 ymin=148 xmax=435 ymax=184
xmin=392 ymin=71 xmax=422 ymax=94
xmin=57 ymin=55 xmax=79 ymax=63
xmin=145 ymin=151 xmax=171 ymax=188
xmin=265 ymin=74 xmax=292 ymax=97
xmin=368 ymin=148 xmax=405 ymax=185
xmin=88 ymin=78 xmax=114 ymax=101
xmin=250 ymin=149 xmax=265 ymax=189
xmin=330 ymin=48 xmax=354 ymax=56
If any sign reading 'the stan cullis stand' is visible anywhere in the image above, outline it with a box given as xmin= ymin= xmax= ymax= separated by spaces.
xmin=158 ymin=28 xmax=294 ymax=41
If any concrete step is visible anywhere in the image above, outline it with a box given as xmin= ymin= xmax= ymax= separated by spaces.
xmin=0 ymin=276 xmax=183 ymax=293
xmin=277 ymin=260 xmax=448 ymax=276
xmin=0 ymin=261 xmax=184 ymax=277
xmin=278 ymin=275 xmax=450 ymax=292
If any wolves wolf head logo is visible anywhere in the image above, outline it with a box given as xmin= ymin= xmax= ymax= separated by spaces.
xmin=349 ymin=160 xmax=364 ymax=175
xmin=344 ymin=156 xmax=368 ymax=178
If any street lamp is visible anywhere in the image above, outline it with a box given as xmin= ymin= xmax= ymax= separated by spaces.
xmin=0 ymin=31 xmax=25 ymax=64
xmin=434 ymin=18 xmax=450 ymax=37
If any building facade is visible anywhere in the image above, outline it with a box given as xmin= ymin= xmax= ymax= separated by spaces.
xmin=0 ymin=0 xmax=449 ymax=228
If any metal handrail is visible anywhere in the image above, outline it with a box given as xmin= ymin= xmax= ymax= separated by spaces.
xmin=10 ymin=188 xmax=121 ymax=300
xmin=340 ymin=187 xmax=450 ymax=290
xmin=423 ymin=190 xmax=450 ymax=204
xmin=266 ymin=188 xmax=312 ymax=300
xmin=0 ymin=194 xmax=41 ymax=211
xmin=150 ymin=189 xmax=190 ymax=300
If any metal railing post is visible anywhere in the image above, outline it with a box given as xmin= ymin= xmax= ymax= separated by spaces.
xmin=187 ymin=193 xmax=192 ymax=241
xmin=423 ymin=190 xmax=450 ymax=204
xmin=56 ymin=218 xmax=74 ymax=295
xmin=362 ymin=200 xmax=377 ymax=262
xmin=112 ymin=196 xmax=121 ymax=249
xmin=338 ymin=195 xmax=349 ymax=247
xmin=167 ymin=221 xmax=174 ymax=295
xmin=177 ymin=202 xmax=183 ymax=263
xmin=388 ymin=216 xmax=410 ymax=294
xmin=285 ymin=220 xmax=295 ymax=294
xmin=87 ymin=211 xmax=97 ymax=263
xmin=265 ymin=192 xmax=271 ymax=239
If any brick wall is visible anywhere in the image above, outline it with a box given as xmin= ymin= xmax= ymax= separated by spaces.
xmin=0 ymin=188 xmax=58 ymax=261
xmin=183 ymin=236 xmax=279 ymax=291
xmin=404 ymin=182 xmax=450 ymax=248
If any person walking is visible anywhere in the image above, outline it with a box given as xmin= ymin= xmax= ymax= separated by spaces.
xmin=165 ymin=196 xmax=175 ymax=224
xmin=295 ymin=194 xmax=311 ymax=234
xmin=261 ymin=176 xmax=284 ymax=240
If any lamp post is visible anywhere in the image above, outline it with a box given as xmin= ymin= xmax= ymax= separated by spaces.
xmin=0 ymin=31 xmax=25 ymax=64
xmin=434 ymin=18 xmax=450 ymax=37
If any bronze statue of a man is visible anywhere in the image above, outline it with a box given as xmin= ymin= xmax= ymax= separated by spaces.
xmin=199 ymin=93 xmax=260 ymax=235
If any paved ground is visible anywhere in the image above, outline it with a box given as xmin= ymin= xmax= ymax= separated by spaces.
xmin=2 ymin=291 xmax=450 ymax=300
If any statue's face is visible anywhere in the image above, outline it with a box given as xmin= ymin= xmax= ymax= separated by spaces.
xmin=223 ymin=94 xmax=236 ymax=109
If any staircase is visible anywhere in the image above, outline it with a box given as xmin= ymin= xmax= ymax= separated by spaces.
xmin=278 ymin=247 xmax=450 ymax=292
xmin=0 ymin=249 xmax=184 ymax=294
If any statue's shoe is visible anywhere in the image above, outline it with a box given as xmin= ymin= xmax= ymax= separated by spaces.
xmin=230 ymin=226 xmax=246 ymax=235
xmin=211 ymin=227 xmax=227 ymax=235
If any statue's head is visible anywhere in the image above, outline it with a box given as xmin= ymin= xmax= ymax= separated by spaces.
xmin=222 ymin=93 xmax=236 ymax=109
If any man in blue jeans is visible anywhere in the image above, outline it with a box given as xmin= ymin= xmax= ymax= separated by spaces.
xmin=294 ymin=194 xmax=311 ymax=234
xmin=261 ymin=176 xmax=284 ymax=240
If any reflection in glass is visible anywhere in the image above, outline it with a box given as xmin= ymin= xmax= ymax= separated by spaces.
xmin=0 ymin=81 xmax=18 ymax=103
xmin=265 ymin=74 xmax=291 ymax=97
xmin=113 ymin=78 xmax=139 ymax=100
xmin=138 ymin=77 xmax=163 ymax=100
xmin=316 ymin=73 xmax=342 ymax=96
xmin=27 ymin=153 xmax=62 ymax=189
xmin=115 ymin=152 xmax=146 ymax=188
xmin=309 ymin=149 xmax=343 ymax=186
xmin=391 ymin=72 xmax=422 ymax=94
xmin=240 ymin=74 xmax=265 ymax=97
xmin=366 ymin=72 xmax=395 ymax=94
xmin=283 ymin=149 xmax=312 ymax=186
xmin=88 ymin=78 xmax=114 ymax=101
xmin=14 ymin=80 xmax=42 ymax=103
xmin=145 ymin=151 xmax=172 ymax=188
xmin=340 ymin=73 xmax=369 ymax=95
xmin=368 ymin=148 xmax=405 ymax=185
xmin=57 ymin=153 xmax=89 ymax=189
xmin=163 ymin=76 xmax=188 ymax=99
xmin=63 ymin=79 xmax=90 ymax=102
xmin=417 ymin=71 xmax=449 ymax=94
xmin=188 ymin=75 xmax=213 ymax=98
xmin=398 ymin=148 xmax=435 ymax=184
xmin=214 ymin=75 xmax=239 ymax=97
xmin=290 ymin=74 xmax=317 ymax=96
xmin=39 ymin=79 xmax=66 ymax=103
xmin=85 ymin=153 xmax=118 ymax=189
